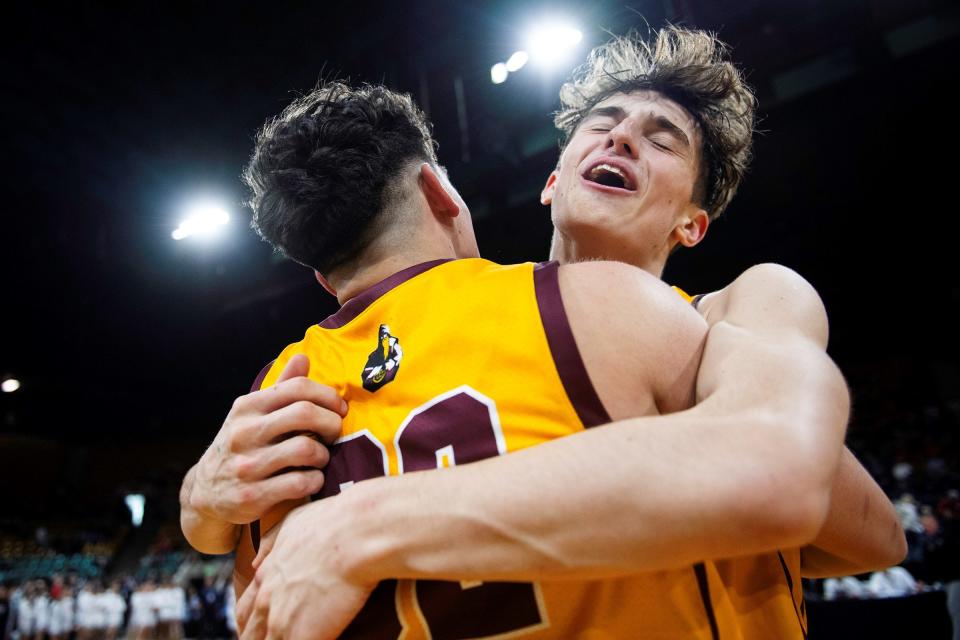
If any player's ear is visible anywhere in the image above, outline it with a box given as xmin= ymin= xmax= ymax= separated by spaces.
xmin=419 ymin=163 xmax=461 ymax=218
xmin=314 ymin=271 xmax=337 ymax=297
xmin=673 ymin=207 xmax=709 ymax=248
xmin=540 ymin=171 xmax=558 ymax=205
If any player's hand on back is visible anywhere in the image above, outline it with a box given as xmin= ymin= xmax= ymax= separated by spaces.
xmin=236 ymin=497 xmax=374 ymax=640
xmin=188 ymin=354 xmax=347 ymax=525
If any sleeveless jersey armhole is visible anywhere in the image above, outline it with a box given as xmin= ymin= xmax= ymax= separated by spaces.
xmin=532 ymin=262 xmax=611 ymax=428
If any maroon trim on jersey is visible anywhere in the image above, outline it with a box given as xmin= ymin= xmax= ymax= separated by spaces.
xmin=777 ymin=550 xmax=809 ymax=639
xmin=693 ymin=563 xmax=720 ymax=640
xmin=319 ymin=259 xmax=454 ymax=329
xmin=533 ymin=261 xmax=611 ymax=428
xmin=250 ymin=360 xmax=276 ymax=392
xmin=250 ymin=520 xmax=261 ymax=554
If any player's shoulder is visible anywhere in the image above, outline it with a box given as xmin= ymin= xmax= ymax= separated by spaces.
xmin=559 ymin=259 xmax=669 ymax=297
xmin=696 ymin=263 xmax=822 ymax=313
xmin=557 ymin=260 xmax=707 ymax=363
xmin=700 ymin=263 xmax=829 ymax=345
xmin=731 ymin=263 xmax=819 ymax=296
xmin=558 ymin=258 xmax=662 ymax=286
xmin=557 ymin=260 xmax=704 ymax=323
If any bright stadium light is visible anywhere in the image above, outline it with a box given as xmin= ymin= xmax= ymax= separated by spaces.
xmin=527 ymin=23 xmax=583 ymax=65
xmin=506 ymin=50 xmax=529 ymax=72
xmin=2 ymin=378 xmax=20 ymax=393
xmin=172 ymin=202 xmax=230 ymax=241
xmin=491 ymin=62 xmax=509 ymax=84
xmin=125 ymin=494 xmax=145 ymax=527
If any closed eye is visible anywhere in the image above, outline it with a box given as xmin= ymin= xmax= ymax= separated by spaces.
xmin=581 ymin=110 xmax=620 ymax=133
xmin=649 ymin=136 xmax=675 ymax=152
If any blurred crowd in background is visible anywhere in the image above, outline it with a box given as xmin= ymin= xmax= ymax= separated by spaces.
xmin=1 ymin=390 xmax=957 ymax=638
xmin=1 ymin=529 xmax=236 ymax=640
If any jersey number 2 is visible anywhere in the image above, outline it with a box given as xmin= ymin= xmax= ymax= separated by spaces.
xmin=319 ymin=386 xmax=547 ymax=639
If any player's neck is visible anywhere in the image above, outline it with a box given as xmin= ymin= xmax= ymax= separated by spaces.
xmin=328 ymin=216 xmax=471 ymax=304
xmin=329 ymin=250 xmax=458 ymax=306
xmin=549 ymin=231 xmax=667 ymax=278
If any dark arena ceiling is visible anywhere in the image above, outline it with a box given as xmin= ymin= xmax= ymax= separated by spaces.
xmin=1 ymin=0 xmax=958 ymax=448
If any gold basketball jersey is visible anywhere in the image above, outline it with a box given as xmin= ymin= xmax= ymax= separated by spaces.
xmin=235 ymin=259 xmax=805 ymax=639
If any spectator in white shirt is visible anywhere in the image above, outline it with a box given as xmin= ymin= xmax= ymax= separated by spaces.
xmin=75 ymin=583 xmax=96 ymax=640
xmin=159 ymin=578 xmax=186 ymax=640
xmin=15 ymin=583 xmax=35 ymax=640
xmin=101 ymin=582 xmax=126 ymax=640
xmin=48 ymin=586 xmax=75 ymax=640
xmin=128 ymin=581 xmax=158 ymax=640
xmin=824 ymin=575 xmax=871 ymax=600
xmin=867 ymin=566 xmax=920 ymax=598
xmin=30 ymin=582 xmax=49 ymax=640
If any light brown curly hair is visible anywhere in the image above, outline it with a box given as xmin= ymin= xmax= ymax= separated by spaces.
xmin=554 ymin=26 xmax=756 ymax=220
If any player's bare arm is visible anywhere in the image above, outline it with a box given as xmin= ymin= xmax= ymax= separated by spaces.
xmin=180 ymin=354 xmax=345 ymax=554
xmin=695 ymin=264 xmax=906 ymax=577
xmin=331 ymin=261 xmax=852 ymax=576
xmin=236 ymin=259 xmax=706 ymax=638
xmin=236 ymin=261 xmax=861 ymax=639
xmin=798 ymin=446 xmax=907 ymax=577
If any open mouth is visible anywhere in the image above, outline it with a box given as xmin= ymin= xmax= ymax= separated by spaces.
xmin=583 ymin=163 xmax=635 ymax=191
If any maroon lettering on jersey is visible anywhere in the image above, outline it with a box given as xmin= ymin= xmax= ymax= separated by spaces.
xmin=396 ymin=388 xmax=505 ymax=473
xmin=315 ymin=430 xmax=388 ymax=500
xmin=414 ymin=581 xmax=544 ymax=639
xmin=336 ymin=580 xmax=402 ymax=640
xmin=316 ymin=387 xmax=543 ymax=638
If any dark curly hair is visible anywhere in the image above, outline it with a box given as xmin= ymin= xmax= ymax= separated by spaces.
xmin=244 ymin=82 xmax=438 ymax=274
xmin=554 ymin=26 xmax=756 ymax=220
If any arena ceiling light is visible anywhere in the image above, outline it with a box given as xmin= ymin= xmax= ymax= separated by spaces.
xmin=1 ymin=378 xmax=20 ymax=393
xmin=491 ymin=22 xmax=582 ymax=83
xmin=506 ymin=51 xmax=529 ymax=72
xmin=172 ymin=202 xmax=231 ymax=241
xmin=491 ymin=62 xmax=509 ymax=84
xmin=490 ymin=51 xmax=529 ymax=84
xmin=526 ymin=22 xmax=583 ymax=66
xmin=125 ymin=494 xmax=145 ymax=527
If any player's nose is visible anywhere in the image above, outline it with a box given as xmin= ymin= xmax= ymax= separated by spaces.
xmin=605 ymin=120 xmax=638 ymax=159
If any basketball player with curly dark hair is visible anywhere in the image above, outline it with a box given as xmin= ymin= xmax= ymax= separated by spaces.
xmin=181 ymin=27 xmax=904 ymax=640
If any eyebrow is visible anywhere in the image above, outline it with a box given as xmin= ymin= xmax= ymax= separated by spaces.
xmin=652 ymin=115 xmax=691 ymax=150
xmin=582 ymin=106 xmax=691 ymax=150
xmin=582 ymin=105 xmax=626 ymax=123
